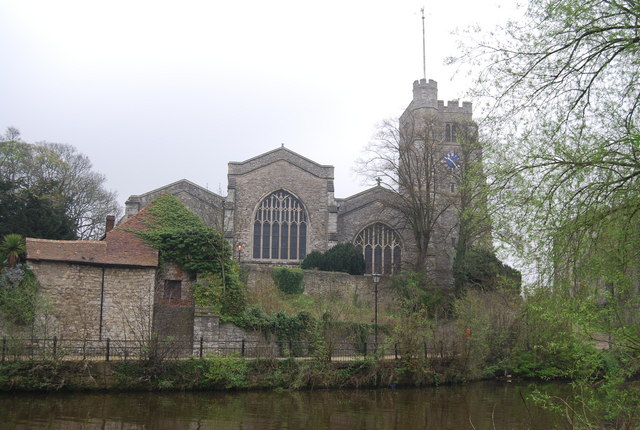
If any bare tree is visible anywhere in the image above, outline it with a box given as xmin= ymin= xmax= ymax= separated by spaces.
xmin=33 ymin=143 xmax=120 ymax=239
xmin=358 ymin=111 xmax=460 ymax=273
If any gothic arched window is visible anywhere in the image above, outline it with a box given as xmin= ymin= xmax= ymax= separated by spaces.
xmin=354 ymin=223 xmax=402 ymax=274
xmin=445 ymin=123 xmax=457 ymax=142
xmin=252 ymin=190 xmax=308 ymax=260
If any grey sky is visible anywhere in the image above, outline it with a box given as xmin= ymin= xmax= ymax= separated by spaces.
xmin=0 ymin=0 xmax=516 ymax=211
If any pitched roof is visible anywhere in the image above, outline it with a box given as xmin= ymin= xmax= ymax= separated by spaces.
xmin=26 ymin=209 xmax=158 ymax=268
xmin=228 ymin=146 xmax=334 ymax=179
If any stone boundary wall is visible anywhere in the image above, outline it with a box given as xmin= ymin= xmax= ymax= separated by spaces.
xmin=243 ymin=264 xmax=395 ymax=312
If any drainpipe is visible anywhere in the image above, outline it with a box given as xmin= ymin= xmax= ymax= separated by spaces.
xmin=99 ymin=267 xmax=105 ymax=340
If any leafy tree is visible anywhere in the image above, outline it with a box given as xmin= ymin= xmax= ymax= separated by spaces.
xmin=453 ymin=247 xmax=521 ymax=294
xmin=445 ymin=120 xmax=520 ymax=293
xmin=455 ymin=0 xmax=640 ymax=425
xmin=454 ymin=0 xmax=640 ymax=267
xmin=0 ymin=179 xmax=77 ymax=240
xmin=0 ymin=128 xmax=120 ymax=239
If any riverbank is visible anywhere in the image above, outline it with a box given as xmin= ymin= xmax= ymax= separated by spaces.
xmin=0 ymin=356 xmax=469 ymax=392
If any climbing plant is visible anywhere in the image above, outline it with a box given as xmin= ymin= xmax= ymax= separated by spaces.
xmin=134 ymin=194 xmax=246 ymax=318
xmin=271 ymin=267 xmax=304 ymax=295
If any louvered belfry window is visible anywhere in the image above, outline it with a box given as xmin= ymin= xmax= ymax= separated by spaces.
xmin=354 ymin=223 xmax=402 ymax=274
xmin=253 ymin=190 xmax=308 ymax=260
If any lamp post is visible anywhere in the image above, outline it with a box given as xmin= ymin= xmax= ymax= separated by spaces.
xmin=372 ymin=273 xmax=381 ymax=352
xmin=235 ymin=242 xmax=245 ymax=262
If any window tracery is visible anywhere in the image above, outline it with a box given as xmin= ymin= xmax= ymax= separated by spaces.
xmin=252 ymin=190 xmax=307 ymax=260
xmin=354 ymin=223 xmax=402 ymax=274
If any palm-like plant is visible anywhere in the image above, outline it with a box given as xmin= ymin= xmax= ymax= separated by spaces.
xmin=1 ymin=234 xmax=26 ymax=268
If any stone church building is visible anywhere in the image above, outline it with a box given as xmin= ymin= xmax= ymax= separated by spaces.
xmin=124 ymin=78 xmax=474 ymax=288
xmin=22 ymin=77 xmax=475 ymax=342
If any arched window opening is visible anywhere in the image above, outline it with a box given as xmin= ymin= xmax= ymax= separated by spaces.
xmin=445 ymin=123 xmax=457 ymax=142
xmin=354 ymin=223 xmax=402 ymax=274
xmin=253 ymin=190 xmax=308 ymax=260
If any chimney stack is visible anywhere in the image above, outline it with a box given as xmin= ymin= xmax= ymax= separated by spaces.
xmin=105 ymin=215 xmax=115 ymax=233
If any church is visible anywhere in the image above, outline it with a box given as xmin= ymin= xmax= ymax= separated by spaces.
xmin=123 ymin=78 xmax=474 ymax=288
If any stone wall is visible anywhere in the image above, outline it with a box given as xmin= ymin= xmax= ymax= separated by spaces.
xmin=124 ymin=179 xmax=225 ymax=231
xmin=153 ymin=263 xmax=196 ymax=345
xmin=28 ymin=261 xmax=156 ymax=340
xmin=230 ymin=160 xmax=333 ymax=260
xmin=193 ymin=307 xmax=268 ymax=355
xmin=227 ymin=147 xmax=337 ymax=262
xmin=243 ymin=264 xmax=395 ymax=314
xmin=336 ymin=187 xmax=417 ymax=272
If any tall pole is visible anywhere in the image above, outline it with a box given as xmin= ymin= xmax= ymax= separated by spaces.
xmin=373 ymin=274 xmax=381 ymax=352
xmin=421 ymin=7 xmax=426 ymax=80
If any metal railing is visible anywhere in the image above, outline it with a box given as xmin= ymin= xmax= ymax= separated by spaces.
xmin=0 ymin=336 xmax=462 ymax=362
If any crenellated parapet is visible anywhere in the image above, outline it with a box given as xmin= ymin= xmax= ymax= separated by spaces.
xmin=404 ymin=78 xmax=473 ymax=121
xmin=437 ymin=99 xmax=473 ymax=117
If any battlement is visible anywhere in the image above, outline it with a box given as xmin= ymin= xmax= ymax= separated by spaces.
xmin=437 ymin=99 xmax=473 ymax=115
xmin=411 ymin=78 xmax=438 ymax=109
xmin=413 ymin=78 xmax=438 ymax=88
xmin=408 ymin=78 xmax=472 ymax=118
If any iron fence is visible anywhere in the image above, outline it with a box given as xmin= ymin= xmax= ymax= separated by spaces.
xmin=0 ymin=336 xmax=462 ymax=362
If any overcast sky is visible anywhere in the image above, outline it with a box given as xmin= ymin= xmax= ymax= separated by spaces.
xmin=0 ymin=0 xmax=517 ymax=210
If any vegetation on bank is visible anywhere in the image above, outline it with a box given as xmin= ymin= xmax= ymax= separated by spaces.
xmin=0 ymin=355 xmax=473 ymax=392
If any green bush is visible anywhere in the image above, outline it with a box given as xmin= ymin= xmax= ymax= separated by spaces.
xmin=0 ymin=264 xmax=39 ymax=326
xmin=271 ymin=267 xmax=304 ymax=295
xmin=453 ymin=246 xmax=521 ymax=294
xmin=200 ymin=354 xmax=249 ymax=389
xmin=300 ymin=243 xmax=365 ymax=275
xmin=300 ymin=251 xmax=323 ymax=270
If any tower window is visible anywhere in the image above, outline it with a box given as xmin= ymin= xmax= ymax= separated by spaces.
xmin=253 ymin=190 xmax=308 ymax=260
xmin=445 ymin=123 xmax=457 ymax=142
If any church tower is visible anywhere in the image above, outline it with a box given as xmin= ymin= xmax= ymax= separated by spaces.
xmin=397 ymin=77 xmax=475 ymax=288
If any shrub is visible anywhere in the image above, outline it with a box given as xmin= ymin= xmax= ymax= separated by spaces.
xmin=300 ymin=243 xmax=365 ymax=275
xmin=300 ymin=251 xmax=323 ymax=270
xmin=0 ymin=264 xmax=39 ymax=326
xmin=271 ymin=267 xmax=304 ymax=295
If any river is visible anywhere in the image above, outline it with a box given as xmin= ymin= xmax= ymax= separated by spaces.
xmin=0 ymin=381 xmax=567 ymax=429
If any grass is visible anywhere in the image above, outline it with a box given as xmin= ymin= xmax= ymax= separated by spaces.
xmin=247 ymin=281 xmax=376 ymax=323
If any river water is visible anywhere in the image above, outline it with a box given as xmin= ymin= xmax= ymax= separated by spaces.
xmin=0 ymin=381 xmax=566 ymax=429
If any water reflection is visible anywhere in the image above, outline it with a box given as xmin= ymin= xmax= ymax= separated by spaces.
xmin=0 ymin=381 xmax=564 ymax=429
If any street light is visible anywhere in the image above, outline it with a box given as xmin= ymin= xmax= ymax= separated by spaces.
xmin=372 ymin=273 xmax=381 ymax=352
xmin=235 ymin=242 xmax=245 ymax=262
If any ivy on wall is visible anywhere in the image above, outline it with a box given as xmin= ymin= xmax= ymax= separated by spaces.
xmin=134 ymin=194 xmax=247 ymax=317
xmin=271 ymin=267 xmax=304 ymax=295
